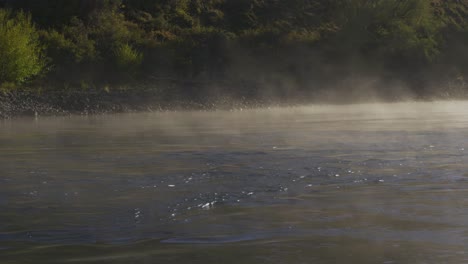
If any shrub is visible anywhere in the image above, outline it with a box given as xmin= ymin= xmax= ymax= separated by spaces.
xmin=42 ymin=19 xmax=97 ymax=65
xmin=0 ymin=9 xmax=45 ymax=86
xmin=114 ymin=43 xmax=143 ymax=71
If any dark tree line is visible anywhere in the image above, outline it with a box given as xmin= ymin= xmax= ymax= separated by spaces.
xmin=1 ymin=0 xmax=468 ymax=100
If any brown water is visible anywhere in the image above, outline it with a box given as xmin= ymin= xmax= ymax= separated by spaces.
xmin=1 ymin=102 xmax=468 ymax=263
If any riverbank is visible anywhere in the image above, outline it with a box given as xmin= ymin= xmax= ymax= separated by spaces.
xmin=2 ymin=87 xmax=468 ymax=119
xmin=0 ymin=88 xmax=278 ymax=118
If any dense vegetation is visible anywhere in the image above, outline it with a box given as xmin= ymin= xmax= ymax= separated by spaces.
xmin=1 ymin=0 xmax=468 ymax=102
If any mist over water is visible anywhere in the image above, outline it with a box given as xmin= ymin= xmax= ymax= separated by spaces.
xmin=1 ymin=101 xmax=468 ymax=263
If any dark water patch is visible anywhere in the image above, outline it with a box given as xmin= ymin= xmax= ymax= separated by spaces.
xmin=161 ymin=233 xmax=268 ymax=244
xmin=0 ymin=229 xmax=98 ymax=245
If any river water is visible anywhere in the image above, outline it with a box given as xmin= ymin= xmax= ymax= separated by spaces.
xmin=1 ymin=101 xmax=467 ymax=263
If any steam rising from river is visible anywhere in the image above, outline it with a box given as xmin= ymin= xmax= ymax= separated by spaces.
xmin=3 ymin=101 xmax=468 ymax=138
xmin=73 ymin=100 xmax=468 ymax=133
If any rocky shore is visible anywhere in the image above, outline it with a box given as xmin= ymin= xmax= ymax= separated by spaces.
xmin=2 ymin=85 xmax=467 ymax=119
xmin=0 ymin=89 xmax=272 ymax=118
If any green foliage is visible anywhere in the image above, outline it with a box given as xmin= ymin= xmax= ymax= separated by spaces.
xmin=114 ymin=43 xmax=143 ymax=71
xmin=0 ymin=9 xmax=45 ymax=86
xmin=42 ymin=18 xmax=97 ymax=64
xmin=378 ymin=0 xmax=442 ymax=62
xmin=1 ymin=0 xmax=468 ymax=95
xmin=89 ymin=8 xmax=134 ymax=50
xmin=331 ymin=0 xmax=440 ymax=54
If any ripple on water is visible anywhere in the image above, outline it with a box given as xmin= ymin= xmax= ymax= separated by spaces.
xmin=161 ymin=233 xmax=267 ymax=244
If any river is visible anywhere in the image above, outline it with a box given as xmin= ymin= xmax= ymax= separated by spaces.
xmin=1 ymin=101 xmax=467 ymax=263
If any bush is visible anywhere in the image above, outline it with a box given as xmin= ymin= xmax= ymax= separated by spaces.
xmin=114 ymin=43 xmax=143 ymax=72
xmin=0 ymin=9 xmax=45 ymax=86
xmin=42 ymin=18 xmax=97 ymax=65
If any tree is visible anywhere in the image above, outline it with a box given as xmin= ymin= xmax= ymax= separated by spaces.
xmin=0 ymin=9 xmax=45 ymax=87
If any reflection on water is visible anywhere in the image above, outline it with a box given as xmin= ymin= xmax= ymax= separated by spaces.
xmin=0 ymin=101 xmax=467 ymax=263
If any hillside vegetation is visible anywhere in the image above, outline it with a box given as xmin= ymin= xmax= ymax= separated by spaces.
xmin=1 ymin=0 xmax=468 ymax=101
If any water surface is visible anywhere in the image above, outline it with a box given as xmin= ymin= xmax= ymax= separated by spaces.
xmin=1 ymin=102 xmax=468 ymax=263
